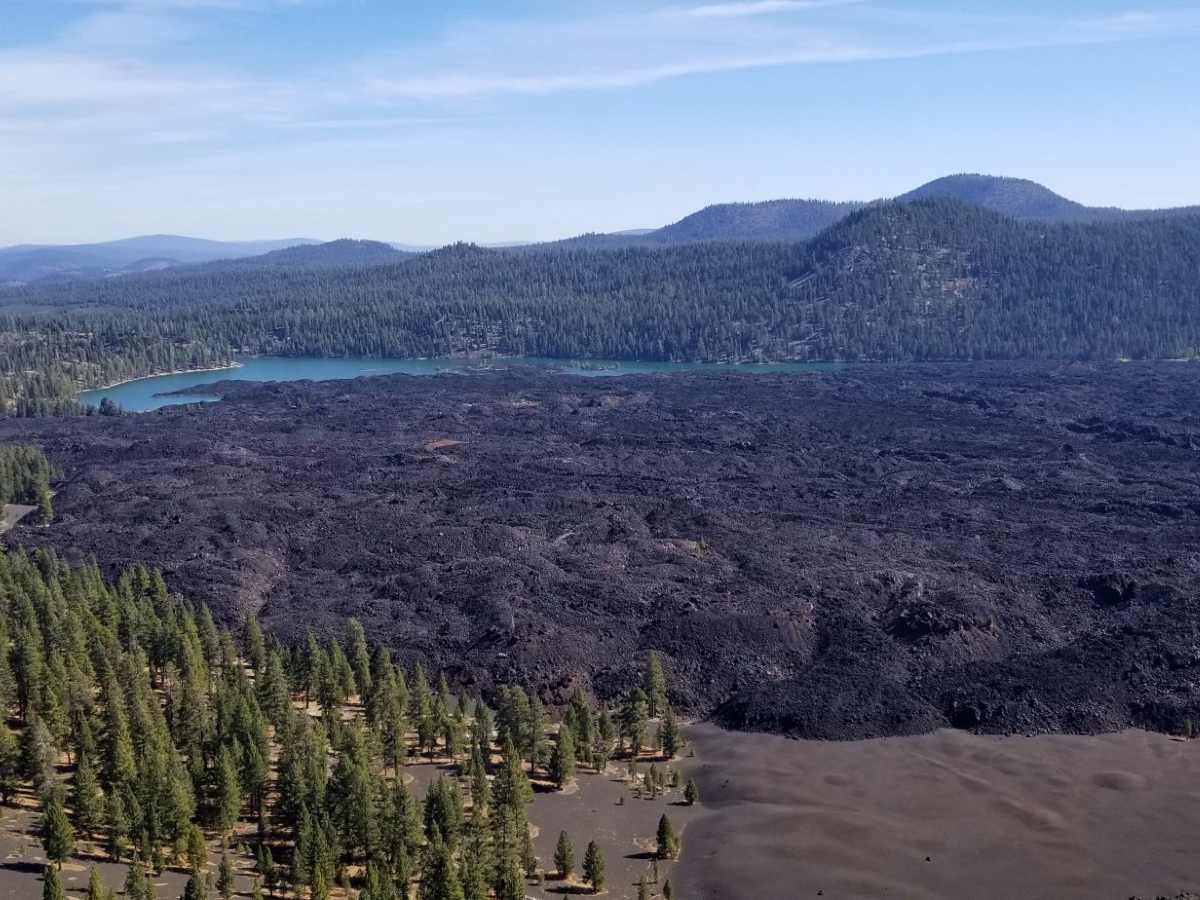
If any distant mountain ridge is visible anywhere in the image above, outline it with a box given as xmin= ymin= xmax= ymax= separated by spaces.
xmin=0 ymin=234 xmax=317 ymax=284
xmin=6 ymin=175 xmax=1199 ymax=285
xmin=526 ymin=175 xmax=1200 ymax=249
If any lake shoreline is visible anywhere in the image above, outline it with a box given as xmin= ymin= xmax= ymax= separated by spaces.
xmin=78 ymin=355 xmax=846 ymax=412
xmin=82 ymin=361 xmax=242 ymax=394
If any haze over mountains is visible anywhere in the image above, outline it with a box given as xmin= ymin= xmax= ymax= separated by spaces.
xmin=5 ymin=174 xmax=1198 ymax=286
xmin=0 ymin=235 xmax=318 ymax=285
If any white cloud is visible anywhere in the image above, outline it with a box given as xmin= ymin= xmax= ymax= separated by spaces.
xmin=684 ymin=0 xmax=864 ymax=19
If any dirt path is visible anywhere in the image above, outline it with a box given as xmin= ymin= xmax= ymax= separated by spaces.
xmin=676 ymin=723 xmax=1200 ymax=899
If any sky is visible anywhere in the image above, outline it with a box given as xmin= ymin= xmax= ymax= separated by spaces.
xmin=1 ymin=0 xmax=1199 ymax=246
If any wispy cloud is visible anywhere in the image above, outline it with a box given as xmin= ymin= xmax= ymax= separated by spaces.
xmin=63 ymin=0 xmax=311 ymax=9
xmin=1083 ymin=9 xmax=1200 ymax=34
xmin=359 ymin=4 xmax=1200 ymax=102
xmin=4 ymin=2 xmax=1199 ymax=150
xmin=684 ymin=0 xmax=864 ymax=19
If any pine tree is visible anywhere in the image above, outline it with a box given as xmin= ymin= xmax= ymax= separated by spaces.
xmin=124 ymin=857 xmax=148 ymax=900
xmin=42 ymin=864 xmax=66 ymax=900
xmin=460 ymin=850 xmax=489 ymax=900
xmin=361 ymin=861 xmax=397 ymax=900
xmin=661 ymin=705 xmax=681 ymax=759
xmin=583 ymin=841 xmax=605 ymax=894
xmin=105 ymin=791 xmax=130 ymax=861
xmin=493 ymin=859 xmax=524 ymax=900
xmin=38 ymin=484 xmax=53 ymax=525
xmin=620 ymin=690 xmax=649 ymax=758
xmin=656 ymin=814 xmax=679 ymax=860
xmin=684 ymin=778 xmax=699 ymax=806
xmin=549 ymin=723 xmax=576 ymax=789
xmin=0 ymin=724 xmax=21 ymax=803
xmin=663 ymin=878 xmax=674 ymax=900
xmin=213 ymin=745 xmax=242 ymax=834
xmin=41 ymin=789 xmax=75 ymax=867
xmin=597 ymin=706 xmax=614 ymax=747
xmin=182 ymin=871 xmax=207 ymax=900
xmin=22 ymin=714 xmax=58 ymax=795
xmin=346 ymin=618 xmax=372 ymax=699
xmin=411 ymin=665 xmax=436 ymax=759
xmin=554 ymin=830 xmax=574 ymax=880
xmin=186 ymin=825 xmax=207 ymax=875
xmin=304 ymin=632 xmax=323 ymax=708
xmin=86 ymin=867 xmax=106 ymax=900
xmin=568 ymin=689 xmax=595 ymax=769
xmin=525 ymin=696 xmax=545 ymax=773
xmin=490 ymin=734 xmax=532 ymax=891
xmin=644 ymin=652 xmax=667 ymax=718
xmin=243 ymin=617 xmax=266 ymax=676
xmin=423 ymin=775 xmax=464 ymax=848
xmin=71 ymin=753 xmax=104 ymax=836
xmin=418 ymin=836 xmax=465 ymax=900
xmin=330 ymin=642 xmax=355 ymax=705
xmin=217 ymin=851 xmax=235 ymax=900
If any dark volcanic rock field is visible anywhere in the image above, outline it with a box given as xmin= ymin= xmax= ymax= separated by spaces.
xmin=4 ymin=363 xmax=1200 ymax=739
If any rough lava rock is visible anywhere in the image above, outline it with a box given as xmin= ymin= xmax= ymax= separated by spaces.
xmin=3 ymin=361 xmax=1200 ymax=739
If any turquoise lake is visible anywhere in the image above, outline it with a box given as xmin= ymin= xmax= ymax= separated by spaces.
xmin=80 ymin=356 xmax=841 ymax=412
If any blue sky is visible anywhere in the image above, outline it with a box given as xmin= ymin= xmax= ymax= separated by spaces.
xmin=2 ymin=0 xmax=1199 ymax=245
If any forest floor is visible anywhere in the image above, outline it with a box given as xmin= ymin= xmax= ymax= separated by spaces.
xmin=7 ymin=717 xmax=1195 ymax=900
xmin=4 ymin=362 xmax=1200 ymax=738
xmin=0 ymin=714 xmax=698 ymax=900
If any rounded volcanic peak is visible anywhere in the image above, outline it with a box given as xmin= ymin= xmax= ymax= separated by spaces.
xmin=899 ymin=174 xmax=1086 ymax=222
xmin=655 ymin=198 xmax=866 ymax=243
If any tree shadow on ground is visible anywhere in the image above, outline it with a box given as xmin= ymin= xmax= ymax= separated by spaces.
xmin=0 ymin=861 xmax=46 ymax=876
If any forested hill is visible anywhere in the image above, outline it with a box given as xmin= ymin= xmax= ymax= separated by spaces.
xmin=197 ymin=238 xmax=411 ymax=272
xmin=3 ymin=199 xmax=1200 ymax=414
xmin=797 ymin=200 xmax=1200 ymax=359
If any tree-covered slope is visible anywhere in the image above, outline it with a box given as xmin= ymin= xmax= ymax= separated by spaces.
xmin=3 ymin=199 xmax=1200 ymax=414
